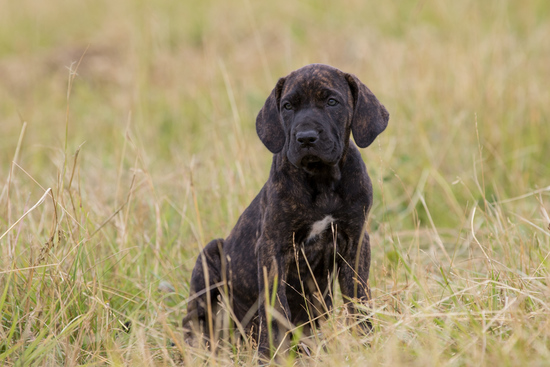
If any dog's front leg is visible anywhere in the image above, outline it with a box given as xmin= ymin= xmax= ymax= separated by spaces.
xmin=338 ymin=232 xmax=372 ymax=332
xmin=256 ymin=242 xmax=291 ymax=361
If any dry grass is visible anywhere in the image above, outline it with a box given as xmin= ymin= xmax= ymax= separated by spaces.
xmin=1 ymin=0 xmax=550 ymax=365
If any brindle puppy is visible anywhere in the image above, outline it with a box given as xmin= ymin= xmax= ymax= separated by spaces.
xmin=182 ymin=64 xmax=389 ymax=360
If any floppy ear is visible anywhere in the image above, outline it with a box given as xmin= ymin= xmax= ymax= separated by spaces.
xmin=256 ymin=78 xmax=286 ymax=154
xmin=345 ymin=73 xmax=389 ymax=148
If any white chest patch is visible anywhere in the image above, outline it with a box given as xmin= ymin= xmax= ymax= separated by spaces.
xmin=307 ymin=215 xmax=335 ymax=241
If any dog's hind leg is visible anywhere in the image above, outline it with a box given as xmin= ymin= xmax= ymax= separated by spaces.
xmin=183 ymin=238 xmax=225 ymax=343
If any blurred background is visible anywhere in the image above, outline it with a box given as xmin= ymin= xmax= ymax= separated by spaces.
xmin=1 ymin=0 xmax=549 ymax=365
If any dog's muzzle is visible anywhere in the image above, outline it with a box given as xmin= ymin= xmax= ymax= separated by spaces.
xmin=288 ymin=134 xmax=341 ymax=173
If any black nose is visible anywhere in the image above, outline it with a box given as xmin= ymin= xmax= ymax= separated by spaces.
xmin=296 ymin=130 xmax=319 ymax=146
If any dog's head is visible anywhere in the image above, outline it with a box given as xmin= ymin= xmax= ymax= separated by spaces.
xmin=256 ymin=64 xmax=389 ymax=174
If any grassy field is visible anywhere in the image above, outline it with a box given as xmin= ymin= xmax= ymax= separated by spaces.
xmin=1 ymin=0 xmax=550 ymax=365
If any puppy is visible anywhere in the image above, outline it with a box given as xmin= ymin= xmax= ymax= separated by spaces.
xmin=182 ymin=64 xmax=389 ymax=359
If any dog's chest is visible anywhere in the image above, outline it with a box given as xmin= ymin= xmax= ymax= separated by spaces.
xmin=302 ymin=188 xmax=344 ymax=241
xmin=291 ymin=214 xmax=341 ymax=277
xmin=312 ymin=186 xmax=342 ymax=213
xmin=307 ymin=215 xmax=335 ymax=241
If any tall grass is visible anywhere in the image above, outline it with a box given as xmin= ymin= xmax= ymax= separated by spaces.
xmin=1 ymin=0 xmax=549 ymax=365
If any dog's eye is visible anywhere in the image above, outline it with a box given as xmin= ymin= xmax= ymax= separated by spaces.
xmin=283 ymin=102 xmax=293 ymax=110
xmin=327 ymin=98 xmax=339 ymax=106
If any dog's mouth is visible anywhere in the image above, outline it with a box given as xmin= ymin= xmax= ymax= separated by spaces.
xmin=300 ymin=155 xmax=327 ymax=172
xmin=301 ymin=155 xmax=321 ymax=164
xmin=289 ymin=143 xmax=341 ymax=173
